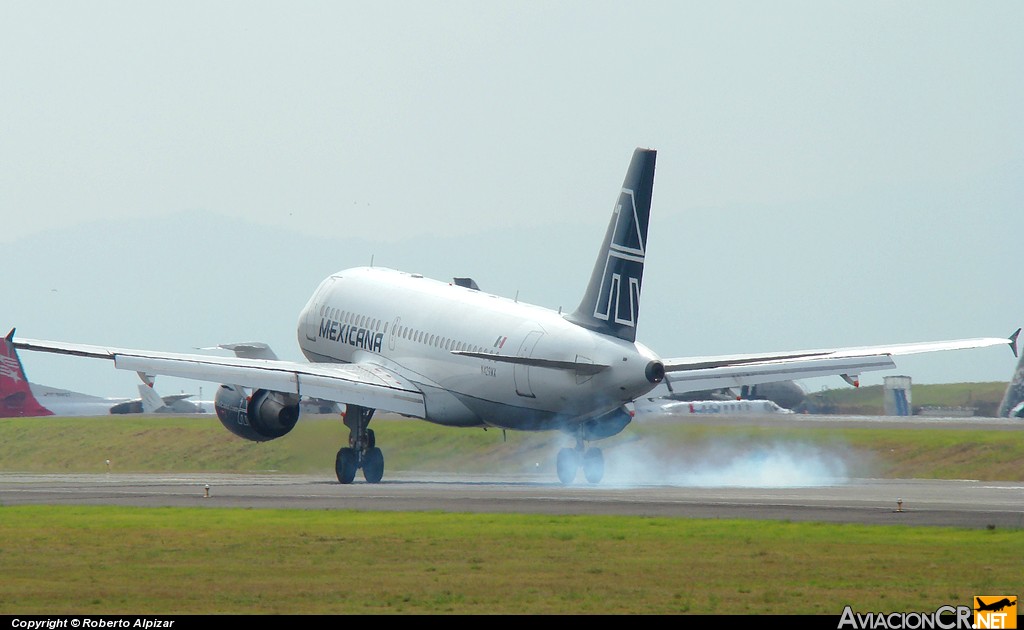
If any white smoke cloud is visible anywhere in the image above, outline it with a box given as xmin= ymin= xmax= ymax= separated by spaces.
xmin=598 ymin=439 xmax=852 ymax=488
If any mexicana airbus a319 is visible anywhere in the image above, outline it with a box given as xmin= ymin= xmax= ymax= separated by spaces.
xmin=10 ymin=148 xmax=1019 ymax=484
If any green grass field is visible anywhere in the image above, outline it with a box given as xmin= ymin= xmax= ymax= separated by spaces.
xmin=1 ymin=414 xmax=1022 ymax=615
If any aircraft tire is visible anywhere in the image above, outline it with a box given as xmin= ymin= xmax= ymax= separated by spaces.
xmin=556 ymin=448 xmax=579 ymax=485
xmin=582 ymin=448 xmax=604 ymax=484
xmin=362 ymin=447 xmax=384 ymax=483
xmin=366 ymin=428 xmax=376 ymax=449
xmin=336 ymin=447 xmax=358 ymax=484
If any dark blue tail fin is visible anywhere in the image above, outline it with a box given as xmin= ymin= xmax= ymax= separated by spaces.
xmin=566 ymin=148 xmax=656 ymax=342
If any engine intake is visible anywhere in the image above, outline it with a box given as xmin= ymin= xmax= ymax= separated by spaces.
xmin=215 ymin=385 xmax=301 ymax=442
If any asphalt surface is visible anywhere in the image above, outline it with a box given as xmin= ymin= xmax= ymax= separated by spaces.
xmin=2 ymin=471 xmax=1022 ymax=529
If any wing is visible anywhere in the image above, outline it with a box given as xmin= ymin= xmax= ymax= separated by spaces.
xmin=660 ymin=331 xmax=1020 ymax=394
xmin=13 ymin=336 xmax=426 ymax=417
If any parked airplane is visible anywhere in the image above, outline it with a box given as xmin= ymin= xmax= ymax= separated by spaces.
xmin=1 ymin=331 xmax=204 ymax=417
xmin=996 ymin=348 xmax=1024 ymax=417
xmin=633 ymin=395 xmax=794 ymax=416
xmin=134 ymin=382 xmax=212 ymax=414
xmin=644 ymin=379 xmax=808 ymax=411
xmin=8 ymin=148 xmax=1020 ymax=484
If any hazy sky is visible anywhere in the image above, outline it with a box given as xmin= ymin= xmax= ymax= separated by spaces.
xmin=3 ymin=1 xmax=1022 ymax=402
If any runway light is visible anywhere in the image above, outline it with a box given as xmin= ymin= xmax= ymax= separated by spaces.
xmin=896 ymin=498 xmax=903 ymax=512
xmin=105 ymin=459 xmax=111 ymax=472
xmin=204 ymin=484 xmax=210 ymax=499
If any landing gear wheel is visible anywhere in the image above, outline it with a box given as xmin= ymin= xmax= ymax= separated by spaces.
xmin=336 ymin=447 xmax=358 ymax=484
xmin=365 ymin=428 xmax=376 ymax=449
xmin=556 ymin=448 xmax=580 ymax=485
xmin=582 ymin=448 xmax=604 ymax=484
xmin=362 ymin=447 xmax=384 ymax=483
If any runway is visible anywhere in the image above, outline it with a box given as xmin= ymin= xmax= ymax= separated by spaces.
xmin=2 ymin=413 xmax=1022 ymax=529
xmin=2 ymin=471 xmax=1023 ymax=529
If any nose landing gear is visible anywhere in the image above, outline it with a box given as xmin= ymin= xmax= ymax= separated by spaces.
xmin=556 ymin=435 xmax=604 ymax=485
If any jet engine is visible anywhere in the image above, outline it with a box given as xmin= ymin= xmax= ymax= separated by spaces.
xmin=214 ymin=385 xmax=301 ymax=442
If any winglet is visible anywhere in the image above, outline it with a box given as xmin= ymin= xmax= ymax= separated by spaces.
xmin=1010 ymin=328 xmax=1021 ymax=358
xmin=5 ymin=328 xmax=14 ymax=343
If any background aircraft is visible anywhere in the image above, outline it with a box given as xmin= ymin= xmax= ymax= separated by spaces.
xmin=997 ymin=349 xmax=1024 ymax=417
xmin=10 ymin=149 xmax=1018 ymax=484
xmin=134 ymin=382 xmax=212 ymax=414
xmin=643 ymin=379 xmax=808 ymax=411
xmin=1 ymin=331 xmax=207 ymax=417
xmin=634 ymin=397 xmax=794 ymax=416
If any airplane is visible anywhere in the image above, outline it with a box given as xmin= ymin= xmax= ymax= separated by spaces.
xmin=1 ymin=330 xmax=206 ymax=417
xmin=634 ymin=397 xmax=794 ymax=416
xmin=975 ymin=597 xmax=1016 ymax=612
xmin=8 ymin=148 xmax=1021 ymax=484
xmin=641 ymin=379 xmax=808 ymax=411
xmin=134 ymin=382 xmax=212 ymax=414
xmin=996 ymin=348 xmax=1024 ymax=417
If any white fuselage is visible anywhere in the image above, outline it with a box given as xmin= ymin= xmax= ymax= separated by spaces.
xmin=295 ymin=267 xmax=661 ymax=431
xmin=28 ymin=383 xmax=131 ymax=416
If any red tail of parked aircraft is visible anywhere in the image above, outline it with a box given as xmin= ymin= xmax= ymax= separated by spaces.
xmin=1 ymin=329 xmax=53 ymax=417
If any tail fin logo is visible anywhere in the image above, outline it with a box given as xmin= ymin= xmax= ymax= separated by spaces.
xmin=593 ymin=189 xmax=646 ymax=329
xmin=566 ymin=148 xmax=655 ymax=342
xmin=1 ymin=353 xmax=24 ymax=383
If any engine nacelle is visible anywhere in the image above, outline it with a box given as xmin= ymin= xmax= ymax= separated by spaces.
xmin=214 ymin=385 xmax=301 ymax=442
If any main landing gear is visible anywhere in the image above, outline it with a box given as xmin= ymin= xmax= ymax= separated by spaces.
xmin=556 ymin=434 xmax=604 ymax=485
xmin=335 ymin=404 xmax=384 ymax=484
